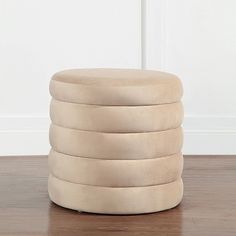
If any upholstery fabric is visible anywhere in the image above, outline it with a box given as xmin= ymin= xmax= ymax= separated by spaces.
xmin=48 ymin=68 xmax=184 ymax=214
xmin=50 ymin=69 xmax=183 ymax=105
xmin=48 ymin=174 xmax=183 ymax=215
xmin=49 ymin=149 xmax=183 ymax=187
xmin=50 ymin=99 xmax=183 ymax=132
xmin=49 ymin=124 xmax=183 ymax=159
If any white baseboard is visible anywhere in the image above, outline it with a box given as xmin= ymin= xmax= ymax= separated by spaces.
xmin=0 ymin=130 xmax=49 ymax=156
xmin=0 ymin=115 xmax=235 ymax=156
xmin=0 ymin=116 xmax=50 ymax=156
xmin=183 ymin=130 xmax=236 ymax=155
xmin=183 ymin=116 xmax=236 ymax=155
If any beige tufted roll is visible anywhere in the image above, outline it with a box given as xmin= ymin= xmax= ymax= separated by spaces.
xmin=50 ymin=124 xmax=183 ymax=159
xmin=50 ymin=69 xmax=183 ymax=106
xmin=49 ymin=149 xmax=183 ymax=187
xmin=48 ymin=174 xmax=183 ymax=215
xmin=50 ymin=99 xmax=183 ymax=132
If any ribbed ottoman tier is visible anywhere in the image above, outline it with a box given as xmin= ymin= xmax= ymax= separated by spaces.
xmin=48 ymin=175 xmax=183 ymax=215
xmin=50 ymin=99 xmax=183 ymax=132
xmin=50 ymin=125 xmax=183 ymax=159
xmin=48 ymin=68 xmax=184 ymax=214
xmin=50 ymin=69 xmax=183 ymax=105
xmin=49 ymin=150 xmax=183 ymax=187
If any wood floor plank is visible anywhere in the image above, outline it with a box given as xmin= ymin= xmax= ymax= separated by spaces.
xmin=0 ymin=155 xmax=235 ymax=236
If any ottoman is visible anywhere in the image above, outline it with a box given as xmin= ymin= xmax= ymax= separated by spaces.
xmin=48 ymin=68 xmax=184 ymax=214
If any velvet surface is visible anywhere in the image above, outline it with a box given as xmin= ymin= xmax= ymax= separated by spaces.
xmin=48 ymin=175 xmax=183 ymax=214
xmin=49 ymin=150 xmax=183 ymax=187
xmin=50 ymin=99 xmax=183 ymax=132
xmin=50 ymin=124 xmax=183 ymax=160
xmin=50 ymin=69 xmax=183 ymax=105
xmin=48 ymin=68 xmax=184 ymax=214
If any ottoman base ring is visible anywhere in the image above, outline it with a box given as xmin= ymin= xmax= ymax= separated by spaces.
xmin=48 ymin=175 xmax=183 ymax=215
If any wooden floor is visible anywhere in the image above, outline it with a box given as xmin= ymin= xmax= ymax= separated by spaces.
xmin=0 ymin=156 xmax=236 ymax=236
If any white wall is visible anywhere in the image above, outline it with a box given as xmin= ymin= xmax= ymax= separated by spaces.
xmin=0 ymin=0 xmax=141 ymax=155
xmin=0 ymin=0 xmax=236 ymax=155
xmin=145 ymin=0 xmax=236 ymax=154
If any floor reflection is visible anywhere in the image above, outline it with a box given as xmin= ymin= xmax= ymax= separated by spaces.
xmin=47 ymin=202 xmax=183 ymax=236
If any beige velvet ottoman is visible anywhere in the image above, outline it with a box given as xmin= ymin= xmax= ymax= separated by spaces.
xmin=48 ymin=68 xmax=184 ymax=214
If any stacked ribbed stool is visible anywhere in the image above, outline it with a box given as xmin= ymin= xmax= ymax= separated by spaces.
xmin=48 ymin=68 xmax=184 ymax=214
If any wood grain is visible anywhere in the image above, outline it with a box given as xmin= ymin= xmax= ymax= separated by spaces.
xmin=0 ymin=155 xmax=236 ymax=236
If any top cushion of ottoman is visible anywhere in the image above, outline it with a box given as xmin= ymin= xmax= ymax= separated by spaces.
xmin=50 ymin=68 xmax=183 ymax=105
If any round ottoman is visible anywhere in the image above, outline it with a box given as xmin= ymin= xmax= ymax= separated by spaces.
xmin=48 ymin=68 xmax=184 ymax=214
